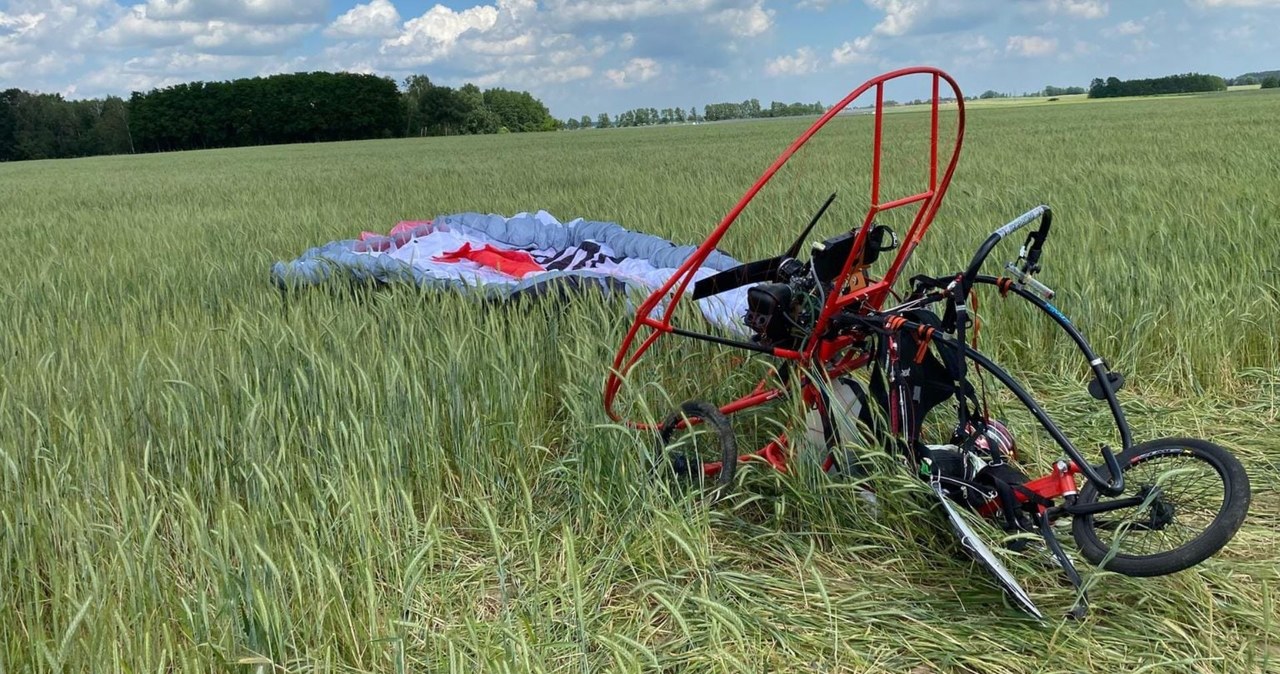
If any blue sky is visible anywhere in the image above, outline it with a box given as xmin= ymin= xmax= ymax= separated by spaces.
xmin=1 ymin=0 xmax=1276 ymax=118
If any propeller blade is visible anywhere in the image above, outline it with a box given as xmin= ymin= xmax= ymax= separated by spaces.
xmin=692 ymin=256 xmax=785 ymax=300
xmin=783 ymin=192 xmax=838 ymax=260
xmin=692 ymin=192 xmax=836 ymax=300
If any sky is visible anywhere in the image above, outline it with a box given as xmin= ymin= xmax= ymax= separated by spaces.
xmin=0 ymin=0 xmax=1276 ymax=118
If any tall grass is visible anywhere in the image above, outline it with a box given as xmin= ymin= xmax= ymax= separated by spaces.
xmin=1 ymin=88 xmax=1277 ymax=672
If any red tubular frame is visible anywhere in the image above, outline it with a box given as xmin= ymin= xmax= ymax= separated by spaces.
xmin=977 ymin=460 xmax=1084 ymax=519
xmin=604 ymin=68 xmax=967 ymax=436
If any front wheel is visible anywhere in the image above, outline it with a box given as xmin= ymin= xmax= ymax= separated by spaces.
xmin=656 ymin=400 xmax=738 ymax=497
xmin=1070 ymin=438 xmax=1250 ymax=577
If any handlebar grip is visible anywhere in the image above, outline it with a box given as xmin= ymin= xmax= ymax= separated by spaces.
xmin=994 ymin=205 xmax=1048 ymax=240
xmin=963 ymin=205 xmax=1050 ymax=292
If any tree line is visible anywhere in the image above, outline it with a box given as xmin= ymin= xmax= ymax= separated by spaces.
xmin=1088 ymin=73 xmax=1227 ymax=98
xmin=0 ymin=90 xmax=133 ymax=161
xmin=972 ymin=85 xmax=1085 ymax=100
xmin=401 ymin=75 xmax=558 ymax=136
xmin=563 ymin=98 xmax=827 ymax=130
xmin=1 ymin=71 xmax=558 ymax=161
xmin=1227 ymin=70 xmax=1280 ymax=87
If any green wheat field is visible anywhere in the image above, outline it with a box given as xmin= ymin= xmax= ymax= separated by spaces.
xmin=2 ymin=87 xmax=1279 ymax=672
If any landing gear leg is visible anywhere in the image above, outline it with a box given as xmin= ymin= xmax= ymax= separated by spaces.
xmin=1037 ymin=509 xmax=1088 ymax=620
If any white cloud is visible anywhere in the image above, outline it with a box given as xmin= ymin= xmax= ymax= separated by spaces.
xmin=474 ymin=63 xmax=591 ymax=87
xmin=467 ymin=32 xmax=535 ymax=56
xmin=326 ymin=0 xmax=400 ymax=39
xmin=604 ymin=57 xmax=660 ymax=88
xmin=76 ymin=49 xmax=268 ymax=95
xmin=543 ymin=0 xmax=718 ymax=23
xmin=122 ymin=49 xmax=255 ymax=74
xmin=192 ymin=21 xmax=313 ymax=52
xmin=101 ymin=7 xmax=203 ymax=47
xmin=860 ymin=0 xmax=1001 ymax=37
xmin=1006 ymin=34 xmax=1058 ymax=56
xmin=139 ymin=0 xmax=327 ymax=24
xmin=709 ymin=1 xmax=773 ymax=37
xmin=831 ymin=35 xmax=874 ymax=64
xmin=951 ymin=32 xmax=999 ymax=68
xmin=0 ymin=11 xmax=45 ymax=37
xmin=1108 ymin=19 xmax=1144 ymax=35
xmin=1190 ymin=0 xmax=1280 ymax=7
xmin=102 ymin=4 xmax=317 ymax=54
xmin=18 ymin=0 xmax=1268 ymax=118
xmin=765 ymin=47 xmax=818 ymax=76
xmin=381 ymin=4 xmax=500 ymax=64
xmin=1048 ymin=0 xmax=1108 ymax=19
xmin=1212 ymin=24 xmax=1254 ymax=40
xmin=866 ymin=0 xmax=927 ymax=36
xmin=0 ymin=0 xmax=115 ymax=87
xmin=963 ymin=35 xmax=993 ymax=51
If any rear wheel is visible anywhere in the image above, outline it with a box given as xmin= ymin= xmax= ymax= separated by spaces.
xmin=656 ymin=400 xmax=738 ymax=497
xmin=1070 ymin=438 xmax=1250 ymax=577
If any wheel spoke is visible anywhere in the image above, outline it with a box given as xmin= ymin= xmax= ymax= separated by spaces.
xmin=1086 ymin=449 xmax=1227 ymax=559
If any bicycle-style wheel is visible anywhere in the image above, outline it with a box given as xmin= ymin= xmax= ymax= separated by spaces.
xmin=1070 ymin=438 xmax=1250 ymax=577
xmin=655 ymin=400 xmax=738 ymax=497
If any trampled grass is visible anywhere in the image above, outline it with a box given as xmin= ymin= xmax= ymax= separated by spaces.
xmin=1 ymin=87 xmax=1278 ymax=672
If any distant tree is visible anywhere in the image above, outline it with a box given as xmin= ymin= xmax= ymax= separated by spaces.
xmin=597 ymin=112 xmax=611 ymax=129
xmin=482 ymin=87 xmax=556 ymax=132
xmin=1263 ymin=77 xmax=1280 ymax=89
xmin=579 ymin=114 xmax=592 ymax=128
xmin=0 ymin=89 xmax=19 ymax=161
xmin=402 ymin=75 xmax=433 ymax=135
xmin=419 ymin=84 xmax=469 ymax=136
xmin=456 ymin=83 xmax=500 ymax=135
xmin=129 ymin=72 xmax=403 ymax=152
xmin=1042 ymin=85 xmax=1086 ymax=96
xmin=92 ymin=96 xmax=133 ymax=154
xmin=979 ymin=89 xmax=1002 ymax=99
xmin=1088 ymin=72 xmax=1227 ymax=98
xmin=1234 ymin=70 xmax=1280 ymax=85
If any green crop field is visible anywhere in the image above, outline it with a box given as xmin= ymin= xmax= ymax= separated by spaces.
xmin=2 ymin=87 xmax=1279 ymax=673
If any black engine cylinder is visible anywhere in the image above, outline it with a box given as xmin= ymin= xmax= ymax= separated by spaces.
xmin=745 ymin=282 xmax=795 ymax=346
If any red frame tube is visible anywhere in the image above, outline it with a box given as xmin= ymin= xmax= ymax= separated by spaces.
xmin=976 ymin=461 xmax=1083 ymax=518
xmin=605 ymin=67 xmax=967 ymax=424
xmin=604 ymin=67 xmax=968 ymax=483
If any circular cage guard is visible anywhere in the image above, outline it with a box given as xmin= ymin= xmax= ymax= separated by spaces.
xmin=604 ymin=67 xmax=967 ymax=429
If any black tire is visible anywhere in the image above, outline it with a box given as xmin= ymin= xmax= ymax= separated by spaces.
xmin=1071 ymin=437 xmax=1250 ymax=577
xmin=657 ymin=400 xmax=738 ymax=496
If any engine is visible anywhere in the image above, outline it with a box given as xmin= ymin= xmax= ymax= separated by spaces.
xmin=741 ymin=224 xmax=898 ymax=348
xmin=745 ymin=282 xmax=798 ymax=347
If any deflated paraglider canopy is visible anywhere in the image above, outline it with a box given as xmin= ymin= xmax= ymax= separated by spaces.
xmin=270 ymin=210 xmax=754 ymax=333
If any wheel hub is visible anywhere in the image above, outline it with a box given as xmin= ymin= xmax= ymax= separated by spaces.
xmin=1138 ymin=485 xmax=1176 ymax=530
